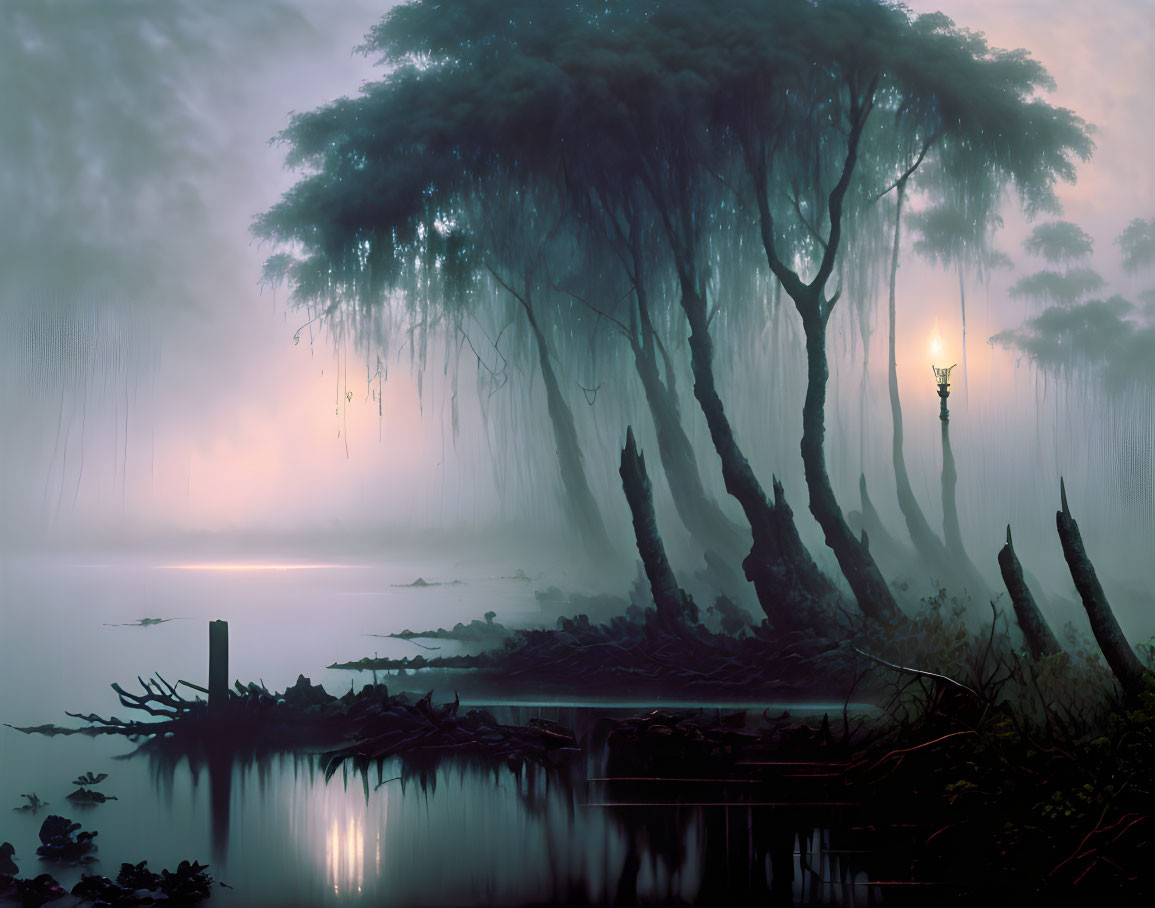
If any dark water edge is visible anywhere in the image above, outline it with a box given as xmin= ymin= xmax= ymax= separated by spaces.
xmin=3 ymin=555 xmax=1149 ymax=906
xmin=0 ymin=703 xmax=944 ymax=906
xmin=1 ymin=700 xmax=876 ymax=907
xmin=5 ymin=697 xmax=1151 ymax=907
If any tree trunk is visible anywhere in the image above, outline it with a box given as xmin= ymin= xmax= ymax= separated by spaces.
xmin=937 ymin=395 xmax=990 ymax=599
xmin=1055 ymin=480 xmax=1145 ymax=696
xmin=800 ymin=306 xmax=901 ymax=625
xmin=679 ymin=283 xmax=835 ymax=628
xmin=997 ymin=525 xmax=1060 ymax=659
xmin=938 ymin=392 xmax=960 ymax=553
xmin=887 ymin=182 xmax=955 ymax=583
xmin=857 ymin=473 xmax=907 ymax=565
xmin=519 ymin=291 xmax=614 ymax=560
xmin=632 ymin=333 xmax=749 ymax=559
xmin=619 ymin=426 xmax=694 ymax=630
xmin=957 ymin=264 xmax=968 ymax=406
xmin=628 ymin=256 xmax=749 ymax=561
xmin=745 ymin=115 xmax=898 ymax=625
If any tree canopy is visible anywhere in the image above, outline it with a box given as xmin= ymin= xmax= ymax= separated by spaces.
xmin=257 ymin=0 xmax=1093 ymax=618
xmin=1023 ymin=220 xmax=1095 ymax=263
xmin=1116 ymin=217 xmax=1155 ymax=275
xmin=993 ymin=295 xmax=1154 ymax=392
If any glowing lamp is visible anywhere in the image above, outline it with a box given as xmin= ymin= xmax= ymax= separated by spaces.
xmin=932 ymin=362 xmax=957 ymax=422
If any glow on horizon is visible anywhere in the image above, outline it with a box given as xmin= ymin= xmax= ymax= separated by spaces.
xmin=157 ymin=562 xmax=351 ymax=572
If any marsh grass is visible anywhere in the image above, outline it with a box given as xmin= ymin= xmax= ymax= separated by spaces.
xmin=850 ymin=590 xmax=1153 ymax=900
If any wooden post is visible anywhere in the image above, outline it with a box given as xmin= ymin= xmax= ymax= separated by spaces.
xmin=208 ymin=620 xmax=229 ymax=714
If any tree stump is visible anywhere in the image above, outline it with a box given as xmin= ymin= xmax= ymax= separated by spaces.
xmin=1055 ymin=480 xmax=1144 ymax=696
xmin=998 ymin=525 xmax=1061 ymax=659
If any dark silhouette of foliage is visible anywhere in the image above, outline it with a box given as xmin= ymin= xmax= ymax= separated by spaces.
xmin=1023 ymin=220 xmax=1095 ymax=262
xmin=993 ymin=294 xmax=1155 ymax=391
xmin=1010 ymin=267 xmax=1106 ymax=306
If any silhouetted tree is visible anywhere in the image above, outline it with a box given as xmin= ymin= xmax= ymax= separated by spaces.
xmin=710 ymin=0 xmax=1089 ymax=618
xmin=1011 ymin=221 xmax=1104 ymax=307
xmin=258 ymin=0 xmax=1092 ymax=625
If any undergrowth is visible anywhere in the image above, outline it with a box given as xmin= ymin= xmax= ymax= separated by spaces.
xmin=851 ymin=589 xmax=1153 ymax=902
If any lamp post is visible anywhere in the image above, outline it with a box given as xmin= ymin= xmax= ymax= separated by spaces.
xmin=933 ymin=363 xmax=955 ymax=423
xmin=932 ymin=363 xmax=966 ymax=559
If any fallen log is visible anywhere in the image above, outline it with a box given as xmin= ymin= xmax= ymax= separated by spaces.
xmin=998 ymin=525 xmax=1061 ymax=659
xmin=1055 ymin=479 xmax=1145 ymax=696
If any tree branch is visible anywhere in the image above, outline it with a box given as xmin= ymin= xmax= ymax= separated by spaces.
xmin=854 ymin=647 xmax=979 ymax=697
xmin=788 ymin=190 xmax=828 ymax=251
xmin=872 ymin=132 xmax=938 ymax=202
xmin=814 ymin=75 xmax=878 ymax=297
xmin=552 ymin=281 xmax=637 ymax=342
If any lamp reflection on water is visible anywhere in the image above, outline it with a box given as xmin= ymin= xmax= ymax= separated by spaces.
xmin=285 ymin=769 xmax=387 ymax=901
xmin=327 ymin=814 xmax=364 ymax=896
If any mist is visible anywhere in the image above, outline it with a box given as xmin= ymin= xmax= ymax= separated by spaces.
xmin=1 ymin=2 xmax=1153 ymax=903
xmin=0 ymin=0 xmax=1148 ymax=606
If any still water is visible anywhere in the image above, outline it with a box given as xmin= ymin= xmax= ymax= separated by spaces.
xmin=0 ymin=553 xmax=875 ymax=905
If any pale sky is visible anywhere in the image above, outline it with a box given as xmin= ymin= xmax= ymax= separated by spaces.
xmin=3 ymin=0 xmax=1150 ymax=550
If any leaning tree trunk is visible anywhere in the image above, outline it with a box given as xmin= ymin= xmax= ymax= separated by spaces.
xmin=799 ymin=305 xmax=901 ymax=625
xmin=632 ymin=332 xmax=749 ymax=560
xmin=629 ymin=250 xmax=748 ymax=561
xmin=679 ymin=281 xmax=835 ymax=629
xmin=997 ymin=525 xmax=1061 ymax=659
xmin=1055 ymin=480 xmax=1145 ymax=696
xmin=887 ymin=182 xmax=955 ymax=584
xmin=518 ymin=293 xmax=614 ymax=560
xmin=619 ymin=426 xmax=695 ymax=631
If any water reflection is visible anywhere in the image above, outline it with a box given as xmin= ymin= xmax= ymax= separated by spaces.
xmin=320 ymin=799 xmax=370 ymax=896
xmin=123 ymin=709 xmax=890 ymax=906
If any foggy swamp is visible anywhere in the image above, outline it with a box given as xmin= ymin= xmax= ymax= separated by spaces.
xmin=1 ymin=1 xmax=1153 ymax=906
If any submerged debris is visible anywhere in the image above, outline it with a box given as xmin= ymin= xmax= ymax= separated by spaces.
xmin=101 ymin=618 xmax=185 ymax=628
xmin=35 ymin=815 xmax=97 ymax=864
xmin=331 ymin=607 xmax=847 ymax=701
xmin=11 ymin=795 xmax=47 ymax=814
xmin=71 ymin=859 xmax=215 ymax=905
xmin=319 ymin=690 xmax=578 ymax=782
xmin=10 ymin=675 xmax=579 ymax=782
xmin=371 ymin=613 xmax=511 ymax=645
xmin=65 ymin=789 xmax=116 ymax=806
xmin=0 ymin=871 xmax=67 ymax=906
xmin=391 ymin=577 xmax=462 ymax=588
xmin=0 ymin=843 xmax=15 ymax=876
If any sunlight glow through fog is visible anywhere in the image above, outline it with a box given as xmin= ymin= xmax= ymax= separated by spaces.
xmin=157 ymin=562 xmax=352 ymax=572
